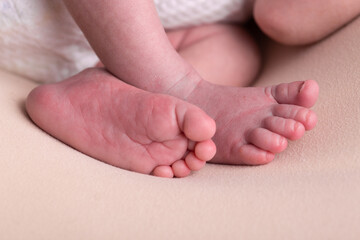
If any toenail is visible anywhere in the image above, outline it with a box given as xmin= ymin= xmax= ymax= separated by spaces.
xmin=305 ymin=110 xmax=317 ymax=130
xmin=305 ymin=110 xmax=313 ymax=125
xmin=294 ymin=122 xmax=300 ymax=133
xmin=279 ymin=137 xmax=286 ymax=147
xmin=299 ymin=81 xmax=306 ymax=93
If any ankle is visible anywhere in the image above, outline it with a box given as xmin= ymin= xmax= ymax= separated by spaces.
xmin=164 ymin=67 xmax=205 ymax=100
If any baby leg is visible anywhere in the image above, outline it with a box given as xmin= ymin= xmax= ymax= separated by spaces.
xmin=166 ymin=23 xmax=261 ymax=87
xmin=254 ymin=0 xmax=360 ymax=45
xmin=63 ymin=0 xmax=319 ymax=165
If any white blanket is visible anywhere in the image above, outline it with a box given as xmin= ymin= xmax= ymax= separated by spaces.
xmin=0 ymin=0 xmax=252 ymax=83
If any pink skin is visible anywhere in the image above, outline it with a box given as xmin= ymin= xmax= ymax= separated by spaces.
xmin=23 ymin=0 xmax=359 ymax=177
xmin=254 ymin=0 xmax=360 ymax=45
xmin=166 ymin=24 xmax=261 ymax=87
xmin=172 ymin=73 xmax=319 ymax=164
xmin=163 ymin=24 xmax=318 ymax=164
xmin=26 ymin=68 xmax=216 ymax=178
xmin=53 ymin=0 xmax=319 ymax=166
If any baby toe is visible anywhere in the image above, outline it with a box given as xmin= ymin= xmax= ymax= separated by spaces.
xmin=296 ymin=79 xmax=319 ymax=108
xmin=152 ymin=166 xmax=174 ymax=178
xmin=264 ymin=116 xmax=305 ymax=140
xmin=273 ymin=105 xmax=317 ymax=130
xmin=185 ymin=152 xmax=206 ymax=171
xmin=172 ymin=160 xmax=191 ymax=178
xmin=238 ymin=144 xmax=275 ymax=165
xmin=269 ymin=80 xmax=319 ymax=108
xmin=194 ymin=139 xmax=217 ymax=162
xmin=176 ymin=103 xmax=216 ymax=142
xmin=248 ymin=128 xmax=288 ymax=153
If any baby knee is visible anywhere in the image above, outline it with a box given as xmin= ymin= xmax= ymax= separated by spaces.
xmin=253 ymin=0 xmax=320 ymax=45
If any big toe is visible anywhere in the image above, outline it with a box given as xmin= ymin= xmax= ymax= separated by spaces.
xmin=176 ymin=103 xmax=216 ymax=142
xmin=270 ymin=80 xmax=319 ymax=108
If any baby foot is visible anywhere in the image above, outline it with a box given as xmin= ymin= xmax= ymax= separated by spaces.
xmin=167 ymin=73 xmax=319 ymax=165
xmin=25 ymin=68 xmax=216 ymax=178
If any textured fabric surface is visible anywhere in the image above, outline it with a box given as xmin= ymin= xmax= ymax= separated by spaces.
xmin=0 ymin=0 xmax=98 ymax=83
xmin=154 ymin=0 xmax=253 ymax=29
xmin=0 ymin=0 xmax=252 ymax=83
xmin=1 ymin=15 xmax=360 ymax=240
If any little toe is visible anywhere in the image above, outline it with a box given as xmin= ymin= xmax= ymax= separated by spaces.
xmin=238 ymin=144 xmax=275 ymax=165
xmin=176 ymin=103 xmax=216 ymax=142
xmin=264 ymin=116 xmax=305 ymax=140
xmin=185 ymin=152 xmax=206 ymax=171
xmin=270 ymin=80 xmax=319 ymax=108
xmin=248 ymin=128 xmax=288 ymax=153
xmin=152 ymin=166 xmax=174 ymax=178
xmin=172 ymin=160 xmax=191 ymax=178
xmin=273 ymin=105 xmax=317 ymax=130
xmin=194 ymin=139 xmax=217 ymax=162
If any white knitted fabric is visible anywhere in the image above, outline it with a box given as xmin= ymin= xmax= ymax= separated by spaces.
xmin=154 ymin=0 xmax=253 ymax=29
xmin=0 ymin=0 xmax=253 ymax=83
xmin=0 ymin=0 xmax=96 ymax=83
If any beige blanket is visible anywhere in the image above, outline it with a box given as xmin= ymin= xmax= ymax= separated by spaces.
xmin=0 ymin=16 xmax=359 ymax=240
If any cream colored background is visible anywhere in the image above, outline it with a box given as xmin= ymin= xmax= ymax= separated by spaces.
xmin=1 ymin=16 xmax=359 ymax=240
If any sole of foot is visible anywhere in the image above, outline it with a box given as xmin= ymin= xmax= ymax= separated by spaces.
xmin=26 ymin=68 xmax=217 ymax=178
